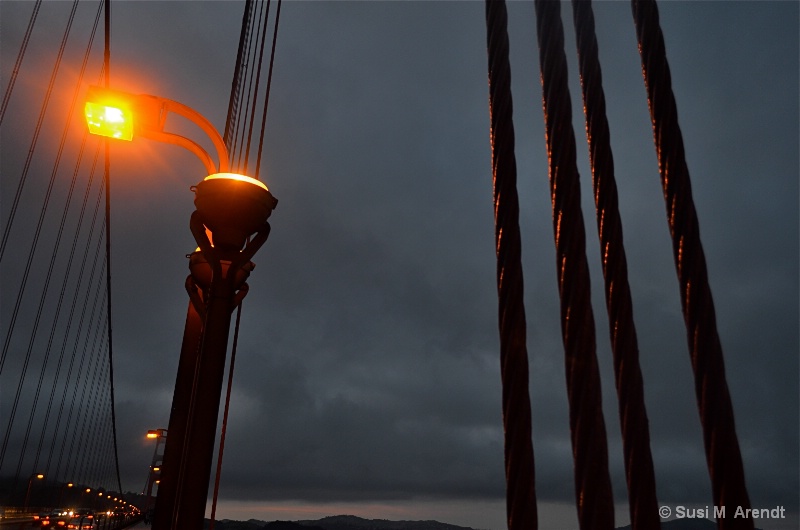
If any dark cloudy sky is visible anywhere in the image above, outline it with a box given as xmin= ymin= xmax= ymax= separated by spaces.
xmin=1 ymin=1 xmax=797 ymax=529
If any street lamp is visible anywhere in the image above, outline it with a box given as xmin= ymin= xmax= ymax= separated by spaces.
xmin=57 ymin=481 xmax=75 ymax=507
xmin=84 ymin=85 xmax=229 ymax=175
xmin=23 ymin=473 xmax=45 ymax=513
xmin=84 ymin=85 xmax=277 ymax=530
xmin=144 ymin=428 xmax=167 ymax=515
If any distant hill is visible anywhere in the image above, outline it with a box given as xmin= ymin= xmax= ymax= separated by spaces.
xmin=208 ymin=514 xmax=763 ymax=530
xmin=206 ymin=516 xmax=476 ymax=530
xmin=297 ymin=515 xmax=477 ymax=530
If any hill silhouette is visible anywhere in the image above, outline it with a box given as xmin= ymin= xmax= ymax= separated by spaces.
xmin=207 ymin=514 xmax=764 ymax=530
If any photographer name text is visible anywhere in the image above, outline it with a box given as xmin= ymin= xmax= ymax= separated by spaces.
xmin=659 ymin=505 xmax=786 ymax=520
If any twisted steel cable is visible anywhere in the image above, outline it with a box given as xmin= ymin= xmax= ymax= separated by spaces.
xmin=631 ymin=1 xmax=753 ymax=527
xmin=484 ymin=2 xmax=538 ymax=528
xmin=570 ymin=2 xmax=660 ymax=528
xmin=533 ymin=1 xmax=613 ymax=528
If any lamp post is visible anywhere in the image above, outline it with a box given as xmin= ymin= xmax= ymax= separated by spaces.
xmin=57 ymin=482 xmax=74 ymax=507
xmin=23 ymin=473 xmax=45 ymax=513
xmin=84 ymin=86 xmax=277 ymax=530
xmin=144 ymin=429 xmax=167 ymax=517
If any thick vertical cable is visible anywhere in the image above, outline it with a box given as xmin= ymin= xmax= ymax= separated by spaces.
xmin=484 ymin=2 xmax=537 ymax=529
xmin=533 ymin=1 xmax=614 ymax=528
xmin=102 ymin=0 xmax=125 ymax=497
xmin=570 ymin=2 xmax=660 ymax=528
xmin=631 ymin=1 xmax=753 ymax=527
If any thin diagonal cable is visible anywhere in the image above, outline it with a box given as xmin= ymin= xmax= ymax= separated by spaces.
xmin=52 ymin=220 xmax=106 ymax=480
xmin=9 ymin=129 xmax=86 ymax=478
xmin=32 ymin=144 xmax=101 ymax=476
xmin=225 ymin=0 xmax=254 ymax=149
xmin=484 ymin=2 xmax=537 ymax=529
xmin=233 ymin=1 xmax=265 ymax=169
xmin=45 ymin=157 xmax=104 ymax=477
xmin=570 ymin=2 xmax=660 ymax=528
xmin=65 ymin=286 xmax=108 ymax=483
xmin=243 ymin=0 xmax=272 ymax=172
xmin=533 ymin=1 xmax=614 ymax=528
xmin=0 ymin=0 xmax=42 ymax=125
xmin=208 ymin=302 xmax=243 ymax=530
xmin=631 ymin=1 xmax=753 ymax=527
xmin=255 ymin=0 xmax=283 ymax=181
xmin=0 ymin=0 xmax=80 ymax=263
xmin=5 ymin=1 xmax=104 ymax=476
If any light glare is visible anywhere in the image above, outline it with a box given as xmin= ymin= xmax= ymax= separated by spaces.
xmin=84 ymin=101 xmax=133 ymax=141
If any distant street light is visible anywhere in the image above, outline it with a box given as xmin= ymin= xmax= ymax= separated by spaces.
xmin=57 ymin=481 xmax=75 ymax=506
xmin=84 ymin=85 xmax=277 ymax=530
xmin=144 ymin=428 xmax=167 ymax=515
xmin=23 ymin=473 xmax=45 ymax=513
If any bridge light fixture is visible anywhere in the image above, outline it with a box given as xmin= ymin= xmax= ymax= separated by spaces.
xmin=84 ymin=85 xmax=229 ymax=175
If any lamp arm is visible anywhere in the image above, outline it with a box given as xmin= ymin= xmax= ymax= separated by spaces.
xmin=140 ymin=129 xmax=218 ymax=176
xmin=161 ymin=99 xmax=230 ymax=173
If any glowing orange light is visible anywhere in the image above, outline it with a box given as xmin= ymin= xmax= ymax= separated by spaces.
xmin=85 ymin=488 xmax=91 ymax=493
xmin=204 ymin=172 xmax=269 ymax=192
xmin=36 ymin=473 xmax=45 ymax=479
xmin=152 ymin=467 xmax=160 ymax=472
xmin=84 ymin=101 xmax=133 ymax=141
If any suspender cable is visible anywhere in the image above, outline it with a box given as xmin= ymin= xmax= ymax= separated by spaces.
xmin=243 ymin=0 xmax=273 ymax=173
xmin=631 ymin=1 xmax=753 ymax=527
xmin=11 ymin=0 xmax=104 ymax=481
xmin=225 ymin=0 xmax=254 ymax=149
xmin=533 ymin=1 xmax=614 ymax=528
xmin=255 ymin=0 xmax=282 ymax=181
xmin=209 ymin=302 xmax=244 ymax=530
xmin=0 ymin=0 xmax=80 ymax=264
xmin=570 ymin=2 xmax=660 ymax=528
xmin=233 ymin=1 xmax=266 ymax=170
xmin=484 ymin=2 xmax=538 ymax=529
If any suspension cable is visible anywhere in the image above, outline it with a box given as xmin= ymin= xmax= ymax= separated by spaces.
xmin=569 ymin=2 xmax=660 ymax=528
xmin=631 ymin=1 xmax=753 ymax=527
xmin=255 ymin=0 xmax=282 ymax=181
xmin=224 ymin=0 xmax=254 ymax=149
xmin=484 ymin=2 xmax=538 ymax=529
xmin=243 ymin=0 xmax=273 ymax=172
xmin=233 ymin=1 xmax=265 ymax=169
xmin=6 ymin=0 xmax=104 ymax=479
xmin=0 ymin=0 xmax=80 ymax=263
xmin=533 ymin=1 xmax=614 ymax=527
xmin=0 ymin=0 xmax=42 ymax=126
xmin=32 ymin=142 xmax=101 ymax=478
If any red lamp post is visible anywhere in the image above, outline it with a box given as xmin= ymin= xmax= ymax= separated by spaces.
xmin=84 ymin=87 xmax=277 ymax=530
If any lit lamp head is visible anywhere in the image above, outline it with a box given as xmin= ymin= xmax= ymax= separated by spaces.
xmin=84 ymin=86 xmax=134 ymax=141
xmin=193 ymin=173 xmax=278 ymax=252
